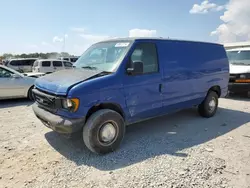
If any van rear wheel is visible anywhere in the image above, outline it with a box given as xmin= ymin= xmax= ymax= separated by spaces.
xmin=198 ymin=91 xmax=218 ymax=118
xmin=83 ymin=109 xmax=125 ymax=154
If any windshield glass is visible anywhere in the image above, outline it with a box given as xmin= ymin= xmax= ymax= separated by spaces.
xmin=226 ymin=50 xmax=250 ymax=65
xmin=74 ymin=41 xmax=131 ymax=72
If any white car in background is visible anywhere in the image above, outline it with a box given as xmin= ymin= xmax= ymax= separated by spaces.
xmin=32 ymin=59 xmax=73 ymax=74
xmin=23 ymin=72 xmax=46 ymax=78
xmin=0 ymin=65 xmax=44 ymax=100
xmin=227 ymin=47 xmax=250 ymax=94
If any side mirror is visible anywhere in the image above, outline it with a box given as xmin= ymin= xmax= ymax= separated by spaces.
xmin=127 ymin=61 xmax=143 ymax=75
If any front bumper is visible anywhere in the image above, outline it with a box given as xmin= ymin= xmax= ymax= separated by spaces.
xmin=32 ymin=103 xmax=85 ymax=134
xmin=228 ymin=82 xmax=250 ymax=93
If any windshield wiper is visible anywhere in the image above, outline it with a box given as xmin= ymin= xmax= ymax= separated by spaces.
xmin=81 ymin=66 xmax=98 ymax=70
xmin=99 ymin=71 xmax=112 ymax=75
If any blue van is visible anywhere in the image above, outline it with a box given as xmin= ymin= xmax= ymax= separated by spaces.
xmin=32 ymin=37 xmax=229 ymax=154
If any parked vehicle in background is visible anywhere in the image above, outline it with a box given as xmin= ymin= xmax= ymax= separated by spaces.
xmin=0 ymin=65 xmax=36 ymax=100
xmin=23 ymin=72 xmax=45 ymax=78
xmin=2 ymin=60 xmax=9 ymax=66
xmin=58 ymin=57 xmax=79 ymax=63
xmin=32 ymin=37 xmax=229 ymax=154
xmin=227 ymin=47 xmax=250 ymax=95
xmin=32 ymin=59 xmax=73 ymax=74
xmin=5 ymin=58 xmax=38 ymax=73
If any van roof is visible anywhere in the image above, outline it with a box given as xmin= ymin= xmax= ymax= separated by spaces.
xmin=9 ymin=58 xmax=38 ymax=61
xmin=99 ymin=37 xmax=222 ymax=46
xmin=226 ymin=47 xmax=250 ymax=52
xmin=37 ymin=59 xmax=71 ymax=62
xmin=59 ymin=56 xmax=79 ymax=58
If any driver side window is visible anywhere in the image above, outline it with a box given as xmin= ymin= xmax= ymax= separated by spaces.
xmin=130 ymin=42 xmax=159 ymax=74
xmin=0 ymin=68 xmax=13 ymax=78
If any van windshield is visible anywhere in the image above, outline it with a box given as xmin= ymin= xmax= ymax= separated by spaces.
xmin=74 ymin=41 xmax=131 ymax=72
xmin=226 ymin=50 xmax=250 ymax=65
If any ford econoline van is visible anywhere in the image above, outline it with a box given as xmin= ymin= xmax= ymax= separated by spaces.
xmin=226 ymin=48 xmax=250 ymax=95
xmin=32 ymin=37 xmax=229 ymax=154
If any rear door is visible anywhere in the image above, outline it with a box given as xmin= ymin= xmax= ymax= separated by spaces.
xmin=123 ymin=42 xmax=163 ymax=122
xmin=0 ymin=67 xmax=25 ymax=98
xmin=52 ymin=61 xmax=63 ymax=72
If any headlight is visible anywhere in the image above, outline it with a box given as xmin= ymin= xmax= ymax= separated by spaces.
xmin=62 ymin=98 xmax=80 ymax=112
xmin=239 ymin=73 xmax=250 ymax=79
xmin=240 ymin=74 xmax=246 ymax=79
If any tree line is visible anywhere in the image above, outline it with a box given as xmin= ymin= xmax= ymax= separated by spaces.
xmin=0 ymin=52 xmax=77 ymax=60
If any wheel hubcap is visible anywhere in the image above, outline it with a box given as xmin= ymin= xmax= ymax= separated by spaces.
xmin=208 ymin=97 xmax=216 ymax=112
xmin=99 ymin=122 xmax=117 ymax=144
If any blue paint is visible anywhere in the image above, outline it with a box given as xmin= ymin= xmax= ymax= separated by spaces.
xmin=33 ymin=38 xmax=229 ymax=125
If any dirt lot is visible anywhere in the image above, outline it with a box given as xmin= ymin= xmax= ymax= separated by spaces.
xmin=0 ymin=97 xmax=250 ymax=188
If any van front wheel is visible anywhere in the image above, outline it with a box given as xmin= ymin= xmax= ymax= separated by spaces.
xmin=198 ymin=91 xmax=218 ymax=118
xmin=83 ymin=109 xmax=125 ymax=154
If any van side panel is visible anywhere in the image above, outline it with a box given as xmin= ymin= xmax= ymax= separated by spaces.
xmin=157 ymin=40 xmax=229 ymax=111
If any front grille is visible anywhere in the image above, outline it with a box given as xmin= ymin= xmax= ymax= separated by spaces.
xmin=33 ymin=88 xmax=60 ymax=111
xmin=229 ymin=74 xmax=239 ymax=83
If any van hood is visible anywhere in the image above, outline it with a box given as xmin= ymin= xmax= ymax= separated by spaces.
xmin=35 ymin=69 xmax=102 ymax=95
xmin=229 ymin=64 xmax=250 ymax=74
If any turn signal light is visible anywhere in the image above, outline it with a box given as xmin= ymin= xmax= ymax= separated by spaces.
xmin=235 ymin=79 xmax=250 ymax=83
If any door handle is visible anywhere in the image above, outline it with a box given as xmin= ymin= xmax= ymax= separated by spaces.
xmin=159 ymin=83 xmax=163 ymax=93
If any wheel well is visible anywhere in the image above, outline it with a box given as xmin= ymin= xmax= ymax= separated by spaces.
xmin=209 ymin=85 xmax=221 ymax=97
xmin=85 ymin=103 xmax=125 ymax=122
xmin=27 ymin=85 xmax=34 ymax=97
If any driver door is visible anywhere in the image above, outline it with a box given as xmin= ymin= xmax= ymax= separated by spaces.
xmin=0 ymin=67 xmax=25 ymax=99
xmin=122 ymin=42 xmax=163 ymax=122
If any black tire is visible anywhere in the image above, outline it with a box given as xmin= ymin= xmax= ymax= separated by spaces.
xmin=28 ymin=86 xmax=34 ymax=101
xmin=198 ymin=91 xmax=218 ymax=118
xmin=83 ymin=109 xmax=125 ymax=154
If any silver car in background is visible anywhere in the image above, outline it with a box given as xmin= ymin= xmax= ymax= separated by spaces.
xmin=0 ymin=65 xmax=38 ymax=100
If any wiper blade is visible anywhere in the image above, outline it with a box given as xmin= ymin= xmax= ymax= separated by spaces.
xmin=99 ymin=71 xmax=112 ymax=75
xmin=81 ymin=66 xmax=98 ymax=70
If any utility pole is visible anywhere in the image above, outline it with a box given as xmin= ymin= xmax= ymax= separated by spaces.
xmin=62 ymin=35 xmax=66 ymax=55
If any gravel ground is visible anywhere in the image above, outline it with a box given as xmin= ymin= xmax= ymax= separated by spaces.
xmin=0 ymin=97 xmax=250 ymax=188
